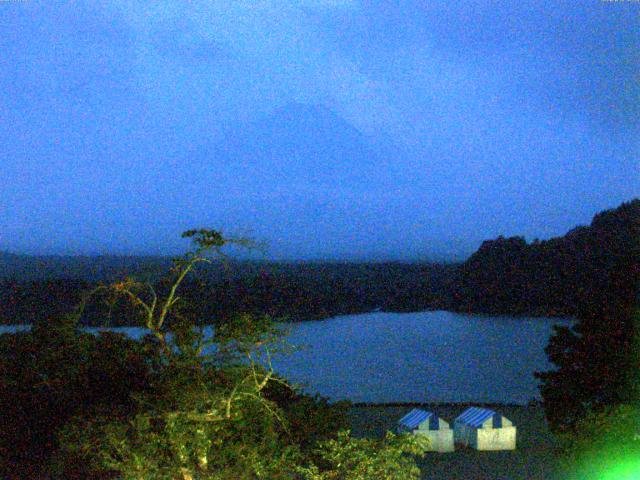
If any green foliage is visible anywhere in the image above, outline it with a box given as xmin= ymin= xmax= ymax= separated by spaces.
xmin=7 ymin=227 xmax=427 ymax=480
xmin=181 ymin=229 xmax=226 ymax=249
xmin=263 ymin=384 xmax=350 ymax=453
xmin=57 ymin=397 xmax=301 ymax=479
xmin=50 ymin=230 xmax=298 ymax=479
xmin=294 ymin=430 xmax=428 ymax=480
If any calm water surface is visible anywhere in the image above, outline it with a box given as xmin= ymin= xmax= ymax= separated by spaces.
xmin=0 ymin=311 xmax=572 ymax=404
xmin=270 ymin=311 xmax=572 ymax=404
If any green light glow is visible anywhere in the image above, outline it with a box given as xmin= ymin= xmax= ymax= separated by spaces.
xmin=569 ymin=452 xmax=640 ymax=480
xmin=599 ymin=458 xmax=640 ymax=480
xmin=562 ymin=403 xmax=640 ymax=480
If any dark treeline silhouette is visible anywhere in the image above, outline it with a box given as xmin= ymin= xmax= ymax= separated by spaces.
xmin=0 ymin=199 xmax=637 ymax=326
xmin=0 ymin=252 xmax=173 ymax=282
xmin=442 ymin=199 xmax=640 ymax=439
xmin=447 ymin=199 xmax=639 ymax=318
xmin=0 ymin=262 xmax=455 ymax=326
xmin=533 ymin=200 xmax=639 ymax=432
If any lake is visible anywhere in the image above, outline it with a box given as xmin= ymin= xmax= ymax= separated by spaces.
xmin=0 ymin=311 xmax=572 ymax=404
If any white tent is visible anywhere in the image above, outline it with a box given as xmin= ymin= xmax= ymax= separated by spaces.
xmin=397 ymin=408 xmax=454 ymax=452
xmin=454 ymin=407 xmax=516 ymax=450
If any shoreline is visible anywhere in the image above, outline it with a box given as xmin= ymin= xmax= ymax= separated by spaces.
xmin=351 ymin=401 xmax=538 ymax=408
xmin=1 ymin=307 xmax=573 ymax=328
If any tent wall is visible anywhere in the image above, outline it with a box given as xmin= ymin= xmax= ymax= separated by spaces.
xmin=415 ymin=428 xmax=455 ymax=452
xmin=476 ymin=426 xmax=516 ymax=450
xmin=454 ymin=422 xmax=517 ymax=450
xmin=454 ymin=422 xmax=477 ymax=448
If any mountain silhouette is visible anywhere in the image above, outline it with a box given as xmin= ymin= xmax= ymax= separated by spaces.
xmin=212 ymin=103 xmax=404 ymax=194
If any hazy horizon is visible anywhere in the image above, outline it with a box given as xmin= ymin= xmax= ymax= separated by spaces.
xmin=2 ymin=196 xmax=636 ymax=262
xmin=2 ymin=2 xmax=638 ymax=260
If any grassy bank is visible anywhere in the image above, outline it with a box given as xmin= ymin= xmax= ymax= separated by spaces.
xmin=347 ymin=404 xmax=560 ymax=480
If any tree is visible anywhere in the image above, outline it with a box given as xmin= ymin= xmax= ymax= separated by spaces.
xmin=535 ymin=200 xmax=640 ymax=432
xmin=52 ymin=229 xmax=428 ymax=479
xmin=294 ymin=430 xmax=428 ymax=480
xmin=0 ymin=312 xmax=155 ymax=479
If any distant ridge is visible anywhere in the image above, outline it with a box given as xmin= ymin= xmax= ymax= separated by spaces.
xmin=0 ymin=252 xmax=174 ymax=282
xmin=0 ymin=198 xmax=636 ymax=325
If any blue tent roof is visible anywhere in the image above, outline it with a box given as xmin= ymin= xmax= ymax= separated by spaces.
xmin=455 ymin=407 xmax=498 ymax=428
xmin=398 ymin=409 xmax=434 ymax=430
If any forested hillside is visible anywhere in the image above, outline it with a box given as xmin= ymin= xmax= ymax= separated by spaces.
xmin=447 ymin=199 xmax=639 ymax=317
xmin=0 ymin=262 xmax=454 ymax=326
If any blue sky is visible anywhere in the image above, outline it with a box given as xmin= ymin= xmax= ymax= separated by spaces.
xmin=1 ymin=1 xmax=638 ymax=260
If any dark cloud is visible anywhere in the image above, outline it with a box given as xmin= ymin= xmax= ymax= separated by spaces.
xmin=0 ymin=1 xmax=637 ymax=259
xmin=329 ymin=1 xmax=640 ymax=129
